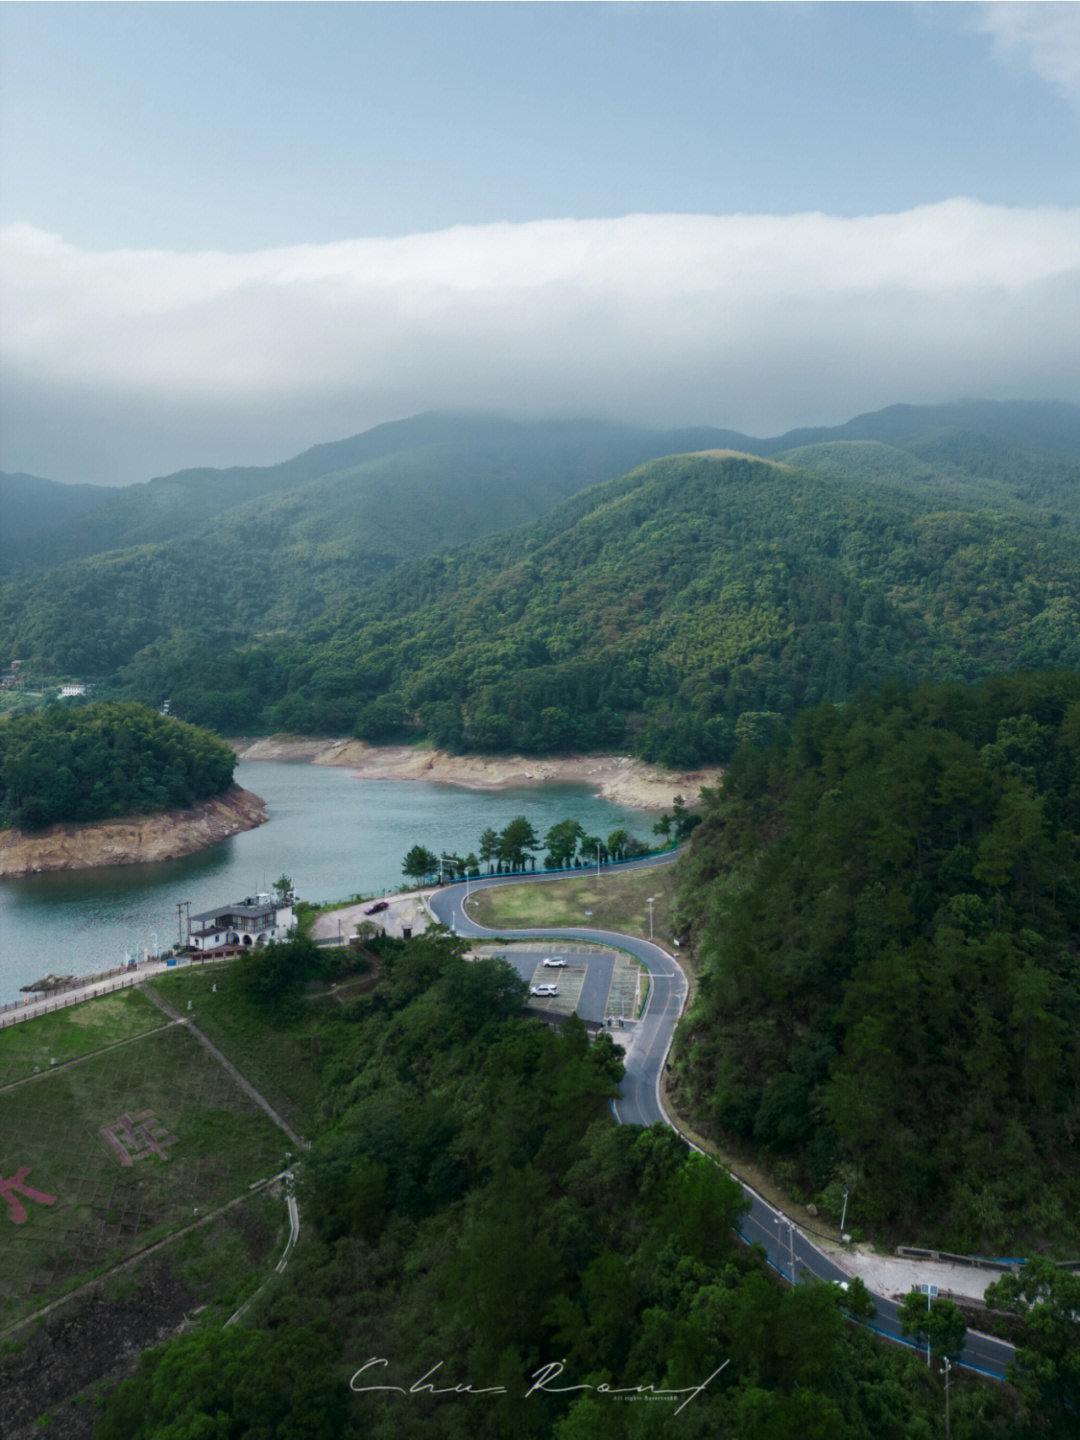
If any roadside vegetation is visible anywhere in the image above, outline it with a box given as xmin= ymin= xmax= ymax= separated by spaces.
xmin=672 ymin=670 xmax=1080 ymax=1254
xmin=1 ymin=928 xmax=1062 ymax=1435
xmin=93 ymin=929 xmax=1036 ymax=1440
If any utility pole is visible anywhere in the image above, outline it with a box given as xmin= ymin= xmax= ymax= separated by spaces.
xmin=944 ymin=1356 xmax=951 ymax=1438
xmin=775 ymin=1216 xmax=796 ymax=1282
xmin=922 ymin=1284 xmax=938 ymax=1368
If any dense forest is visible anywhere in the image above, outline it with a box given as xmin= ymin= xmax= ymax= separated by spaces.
xmin=129 ymin=441 xmax=1080 ymax=762
xmin=3 ymin=403 xmax=1078 ymax=768
xmin=0 ymin=701 xmax=236 ymax=830
xmin=672 ymin=671 xmax=1080 ymax=1254
xmin=94 ymin=931 xmax=1036 ymax=1439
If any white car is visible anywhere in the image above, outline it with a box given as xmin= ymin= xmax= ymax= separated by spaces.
xmin=542 ymin=957 xmax=566 ymax=968
xmin=530 ymin=983 xmax=558 ymax=997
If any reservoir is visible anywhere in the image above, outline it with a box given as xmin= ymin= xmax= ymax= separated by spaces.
xmin=0 ymin=759 xmax=655 ymax=1006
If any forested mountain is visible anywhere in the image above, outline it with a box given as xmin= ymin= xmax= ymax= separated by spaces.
xmin=672 ymin=671 xmax=1080 ymax=1252
xmin=121 ymin=438 xmax=1080 ymax=760
xmin=0 ymin=472 xmax=115 ymax=572
xmin=0 ymin=415 xmax=727 ymax=672
xmin=0 ymin=701 xmax=236 ymax=830
xmin=0 ymin=415 xmax=726 ymax=579
xmin=3 ymin=402 xmax=1078 ymax=765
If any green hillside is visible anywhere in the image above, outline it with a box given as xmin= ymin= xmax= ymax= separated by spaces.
xmin=114 ymin=433 xmax=1080 ymax=758
xmin=3 ymin=403 xmax=1078 ymax=762
xmin=0 ymin=414 xmax=727 ymax=669
xmin=0 ymin=414 xmax=728 ymax=577
xmin=672 ymin=670 xmax=1080 ymax=1253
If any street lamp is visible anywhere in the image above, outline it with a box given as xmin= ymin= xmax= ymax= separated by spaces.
xmin=922 ymin=1284 xmax=938 ymax=1368
xmin=944 ymin=1356 xmax=952 ymax=1438
xmin=775 ymin=1216 xmax=795 ymax=1281
xmin=646 ymin=897 xmax=655 ymax=939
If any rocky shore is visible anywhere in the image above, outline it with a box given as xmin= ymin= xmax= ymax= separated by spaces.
xmin=0 ymin=786 xmax=268 ymax=877
xmin=232 ymin=737 xmax=723 ymax=811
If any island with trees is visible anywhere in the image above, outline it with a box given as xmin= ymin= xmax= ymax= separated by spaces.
xmin=0 ymin=700 xmax=265 ymax=874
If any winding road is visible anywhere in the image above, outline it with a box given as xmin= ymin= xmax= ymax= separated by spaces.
xmin=428 ymin=863 xmax=1016 ymax=1383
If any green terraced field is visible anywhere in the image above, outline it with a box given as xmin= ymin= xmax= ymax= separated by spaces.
xmin=0 ymin=1020 xmax=287 ymax=1325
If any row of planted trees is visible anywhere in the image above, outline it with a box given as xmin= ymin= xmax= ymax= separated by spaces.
xmin=400 ymin=800 xmax=699 ymax=886
xmin=402 ymin=816 xmax=642 ymax=886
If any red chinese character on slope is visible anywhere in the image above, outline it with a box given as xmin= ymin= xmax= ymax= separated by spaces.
xmin=0 ymin=1166 xmax=57 ymax=1224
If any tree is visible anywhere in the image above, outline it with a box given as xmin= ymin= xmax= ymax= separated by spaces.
xmin=670 ymin=793 xmax=702 ymax=840
xmin=898 ymin=1290 xmax=967 ymax=1363
xmin=985 ymin=1257 xmax=1080 ymax=1412
xmin=274 ymin=873 xmax=293 ymax=898
xmin=544 ymin=818 xmax=585 ymax=870
xmin=478 ymin=826 xmax=500 ymax=871
xmin=402 ymin=844 xmax=438 ymax=884
xmin=498 ymin=815 xmax=538 ymax=871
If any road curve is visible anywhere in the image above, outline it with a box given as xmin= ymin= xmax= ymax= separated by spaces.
xmin=427 ymin=865 xmax=1016 ymax=1383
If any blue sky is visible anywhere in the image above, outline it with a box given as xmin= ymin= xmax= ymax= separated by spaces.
xmin=2 ymin=2 xmax=1078 ymax=485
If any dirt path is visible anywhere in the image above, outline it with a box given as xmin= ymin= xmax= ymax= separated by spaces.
xmin=140 ymin=987 xmax=308 ymax=1152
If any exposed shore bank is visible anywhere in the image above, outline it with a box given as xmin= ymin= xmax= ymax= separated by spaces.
xmin=232 ymin=737 xmax=722 ymax=811
xmin=0 ymin=786 xmax=268 ymax=877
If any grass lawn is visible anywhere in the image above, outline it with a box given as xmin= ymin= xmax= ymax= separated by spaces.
xmin=0 ymin=1023 xmax=288 ymax=1325
xmin=0 ymin=989 xmax=166 ymax=1089
xmin=147 ymin=967 xmax=337 ymax=1135
xmin=465 ymin=864 xmax=678 ymax=943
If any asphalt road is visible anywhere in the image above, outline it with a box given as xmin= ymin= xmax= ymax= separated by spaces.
xmin=428 ymin=864 xmax=1016 ymax=1383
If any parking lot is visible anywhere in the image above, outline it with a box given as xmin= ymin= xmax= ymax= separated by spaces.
xmin=474 ymin=944 xmax=643 ymax=1027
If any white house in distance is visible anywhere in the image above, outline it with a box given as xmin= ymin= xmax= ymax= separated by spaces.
xmin=187 ymin=893 xmax=298 ymax=953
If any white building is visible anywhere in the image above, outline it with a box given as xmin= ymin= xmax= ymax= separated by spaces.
xmin=187 ymin=893 xmax=297 ymax=953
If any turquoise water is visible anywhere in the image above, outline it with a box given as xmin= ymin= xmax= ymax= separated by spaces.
xmin=0 ymin=759 xmax=654 ymax=1004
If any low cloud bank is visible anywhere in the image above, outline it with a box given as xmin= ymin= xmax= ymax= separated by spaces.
xmin=3 ymin=200 xmax=1078 ymax=485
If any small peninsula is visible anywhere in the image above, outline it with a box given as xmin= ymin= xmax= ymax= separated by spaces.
xmin=0 ymin=700 xmax=262 ymax=874
xmin=0 ymin=785 xmax=267 ymax=876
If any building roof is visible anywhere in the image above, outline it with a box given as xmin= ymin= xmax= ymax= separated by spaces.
xmin=188 ymin=896 xmax=287 ymax=924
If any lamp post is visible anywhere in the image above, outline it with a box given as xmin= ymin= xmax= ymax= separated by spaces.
xmin=944 ymin=1356 xmax=952 ymax=1438
xmin=922 ymin=1284 xmax=938 ymax=1367
xmin=646 ymin=897 xmax=655 ymax=940
xmin=775 ymin=1216 xmax=795 ymax=1281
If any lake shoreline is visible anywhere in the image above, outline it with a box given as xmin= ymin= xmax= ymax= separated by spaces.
xmin=231 ymin=737 xmax=722 ymax=811
xmin=0 ymin=786 xmax=268 ymax=877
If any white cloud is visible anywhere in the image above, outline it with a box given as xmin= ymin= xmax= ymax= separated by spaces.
xmin=976 ymin=2 xmax=1080 ymax=112
xmin=2 ymin=202 xmax=1078 ymax=485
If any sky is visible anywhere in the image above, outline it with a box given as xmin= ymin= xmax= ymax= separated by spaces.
xmin=2 ymin=1 xmax=1079 ymax=487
